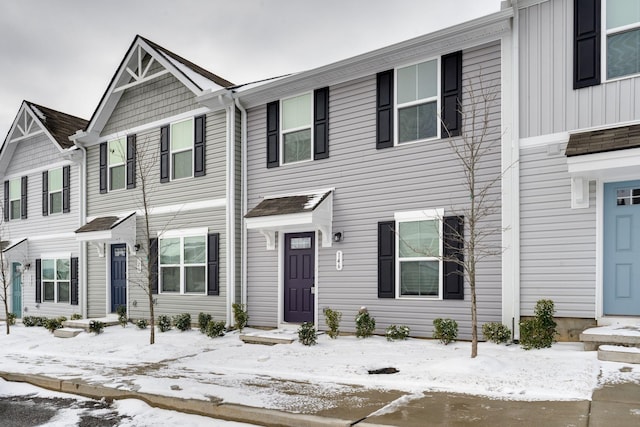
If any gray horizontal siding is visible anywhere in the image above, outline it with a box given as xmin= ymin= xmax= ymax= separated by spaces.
xmin=519 ymin=144 xmax=596 ymax=317
xmin=519 ymin=0 xmax=640 ymax=137
xmin=245 ymin=42 xmax=503 ymax=339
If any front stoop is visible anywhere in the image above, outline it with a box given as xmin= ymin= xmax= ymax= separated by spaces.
xmin=580 ymin=324 xmax=640 ymax=363
xmin=54 ymin=328 xmax=83 ymax=338
xmin=63 ymin=318 xmax=119 ymax=332
xmin=598 ymin=345 xmax=640 ymax=364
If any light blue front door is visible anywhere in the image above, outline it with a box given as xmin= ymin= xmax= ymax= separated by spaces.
xmin=11 ymin=263 xmax=22 ymax=318
xmin=604 ymin=180 xmax=640 ymax=315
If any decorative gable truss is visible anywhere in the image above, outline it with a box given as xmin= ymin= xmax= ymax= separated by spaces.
xmin=114 ymin=45 xmax=169 ymax=93
xmin=7 ymin=106 xmax=45 ymax=143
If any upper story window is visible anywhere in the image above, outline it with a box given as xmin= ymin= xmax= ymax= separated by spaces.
xmin=170 ymin=118 xmax=194 ymax=180
xmin=159 ymin=115 xmax=206 ymax=182
xmin=396 ymin=59 xmax=439 ymax=144
xmin=281 ymin=93 xmax=312 ymax=164
xmin=42 ymin=166 xmax=70 ymax=216
xmin=108 ymin=137 xmax=126 ymax=191
xmin=8 ymin=178 xmax=21 ymax=220
xmin=48 ymin=168 xmax=63 ymax=214
xmin=159 ymin=233 xmax=207 ymax=294
xmin=606 ymin=0 xmax=640 ymax=79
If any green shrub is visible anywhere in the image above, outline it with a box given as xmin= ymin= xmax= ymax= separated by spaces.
xmin=70 ymin=313 xmax=83 ymax=320
xmin=198 ymin=313 xmax=212 ymax=334
xmin=232 ymin=303 xmax=249 ymax=331
xmin=323 ymin=308 xmax=342 ymax=339
xmin=297 ymin=322 xmax=317 ymax=346
xmin=205 ymin=320 xmax=226 ymax=338
xmin=482 ymin=322 xmax=511 ymax=344
xmin=173 ymin=313 xmax=191 ymax=331
xmin=116 ymin=305 xmax=128 ymax=327
xmin=355 ymin=307 xmax=376 ymax=338
xmin=89 ymin=320 xmax=105 ymax=335
xmin=520 ymin=299 xmax=558 ymax=350
xmin=385 ymin=324 xmax=410 ymax=341
xmin=58 ymin=316 xmax=67 ymax=323
xmin=44 ymin=318 xmax=63 ymax=333
xmin=7 ymin=313 xmax=16 ymax=326
xmin=136 ymin=319 xmax=148 ymax=329
xmin=22 ymin=316 xmax=37 ymax=327
xmin=157 ymin=315 xmax=172 ymax=332
xmin=35 ymin=317 xmax=45 ymax=327
xmin=433 ymin=318 xmax=458 ymax=345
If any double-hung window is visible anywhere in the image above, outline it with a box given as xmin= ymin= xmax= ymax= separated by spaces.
xmin=396 ymin=59 xmax=439 ymax=144
xmin=108 ymin=137 xmax=126 ymax=191
xmin=48 ymin=168 xmax=63 ymax=214
xmin=396 ymin=210 xmax=442 ymax=297
xmin=8 ymin=178 xmax=21 ymax=220
xmin=171 ymin=118 xmax=194 ymax=180
xmin=606 ymin=0 xmax=640 ymax=79
xmin=42 ymin=258 xmax=70 ymax=303
xmin=281 ymin=93 xmax=312 ymax=164
xmin=159 ymin=233 xmax=206 ymax=294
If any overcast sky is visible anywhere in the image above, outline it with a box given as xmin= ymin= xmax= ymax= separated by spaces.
xmin=0 ymin=0 xmax=503 ymax=141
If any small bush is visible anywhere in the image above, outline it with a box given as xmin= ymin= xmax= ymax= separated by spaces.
xmin=7 ymin=313 xmax=16 ymax=326
xmin=89 ymin=320 xmax=105 ymax=335
xmin=355 ymin=307 xmax=376 ymax=338
xmin=385 ymin=324 xmax=410 ymax=341
xmin=482 ymin=322 xmax=512 ymax=344
xmin=520 ymin=299 xmax=558 ymax=350
xmin=58 ymin=316 xmax=67 ymax=323
xmin=323 ymin=308 xmax=342 ymax=339
xmin=205 ymin=320 xmax=226 ymax=338
xmin=44 ymin=318 xmax=63 ymax=333
xmin=198 ymin=312 xmax=212 ymax=334
xmin=136 ymin=319 xmax=148 ymax=329
xmin=157 ymin=315 xmax=172 ymax=332
xmin=116 ymin=305 xmax=128 ymax=327
xmin=23 ymin=316 xmax=46 ymax=327
xmin=433 ymin=318 xmax=458 ymax=345
xmin=232 ymin=303 xmax=249 ymax=331
xmin=70 ymin=313 xmax=83 ymax=320
xmin=297 ymin=322 xmax=317 ymax=346
xmin=174 ymin=313 xmax=192 ymax=331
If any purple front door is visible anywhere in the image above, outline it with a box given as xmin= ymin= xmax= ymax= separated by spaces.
xmin=284 ymin=232 xmax=315 ymax=323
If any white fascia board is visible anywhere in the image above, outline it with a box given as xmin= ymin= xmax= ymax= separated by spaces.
xmin=246 ymin=212 xmax=313 ymax=230
xmin=76 ymin=230 xmax=113 ymax=242
xmin=567 ymin=147 xmax=640 ymax=177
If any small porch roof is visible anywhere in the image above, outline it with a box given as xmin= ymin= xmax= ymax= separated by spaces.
xmin=75 ymin=212 xmax=137 ymax=256
xmin=1 ymin=238 xmax=28 ymax=261
xmin=245 ymin=189 xmax=334 ymax=249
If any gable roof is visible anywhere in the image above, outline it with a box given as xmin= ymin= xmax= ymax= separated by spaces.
xmin=23 ymin=102 xmax=88 ymax=149
xmin=81 ymin=35 xmax=234 ymax=139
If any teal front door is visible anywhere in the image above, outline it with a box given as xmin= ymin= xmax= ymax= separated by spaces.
xmin=11 ymin=263 xmax=21 ymax=318
xmin=604 ymin=180 xmax=640 ymax=315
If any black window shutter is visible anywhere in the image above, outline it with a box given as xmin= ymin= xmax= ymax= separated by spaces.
xmin=20 ymin=176 xmax=27 ymax=219
xmin=160 ymin=125 xmax=170 ymax=182
xmin=443 ymin=216 xmax=464 ymax=300
xmin=376 ymin=70 xmax=394 ymax=149
xmin=378 ymin=221 xmax=395 ymax=298
xmin=62 ymin=166 xmax=70 ymax=213
xmin=126 ymin=134 xmax=136 ymax=189
xmin=441 ymin=51 xmax=463 ymax=138
xmin=314 ymin=87 xmax=330 ymax=160
xmin=194 ymin=114 xmax=206 ymax=177
xmin=71 ymin=257 xmax=79 ymax=305
xmin=207 ymin=233 xmax=220 ymax=296
xmin=574 ymin=0 xmax=601 ymax=89
xmin=35 ymin=258 xmax=42 ymax=303
xmin=99 ymin=142 xmax=107 ymax=194
xmin=3 ymin=181 xmax=8 ymax=222
xmin=266 ymin=101 xmax=280 ymax=168
xmin=42 ymin=171 xmax=48 ymax=217
xmin=149 ymin=238 xmax=158 ymax=294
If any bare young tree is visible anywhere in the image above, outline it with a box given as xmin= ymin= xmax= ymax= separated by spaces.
xmin=0 ymin=222 xmax=12 ymax=335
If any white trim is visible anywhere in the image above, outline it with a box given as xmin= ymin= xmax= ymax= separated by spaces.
xmin=29 ymin=232 xmax=77 ymax=242
xmin=567 ymin=147 xmax=640 ymax=178
xmin=2 ymin=160 xmax=75 ymax=182
xmin=279 ymin=92 xmax=314 ymax=166
xmin=157 ymin=227 xmax=208 ymax=238
xmin=277 ymin=231 xmax=284 ymax=326
xmin=596 ymin=179 xmax=604 ymax=319
xmin=169 ymin=117 xmax=195 ymax=181
xmin=601 ymin=1 xmax=640 ymax=83
xmin=519 ymin=132 xmax=569 ymax=150
xmin=394 ymin=208 xmax=443 ymax=221
xmin=86 ymin=198 xmax=227 ymax=222
xmin=40 ymin=252 xmax=71 ymax=260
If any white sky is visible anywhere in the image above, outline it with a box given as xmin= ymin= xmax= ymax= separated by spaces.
xmin=0 ymin=0 xmax=503 ymax=141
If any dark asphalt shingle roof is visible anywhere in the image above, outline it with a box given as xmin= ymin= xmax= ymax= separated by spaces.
xmin=566 ymin=124 xmax=640 ymax=157
xmin=25 ymin=102 xmax=88 ymax=149
xmin=75 ymin=216 xmax=121 ymax=233
xmin=245 ymin=191 xmax=331 ymax=218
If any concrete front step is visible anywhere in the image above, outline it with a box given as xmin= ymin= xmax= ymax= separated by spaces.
xmin=580 ymin=324 xmax=640 ymax=351
xmin=63 ymin=318 xmax=119 ymax=332
xmin=54 ymin=328 xmax=84 ymax=338
xmin=598 ymin=345 xmax=640 ymax=364
xmin=239 ymin=334 xmax=295 ymax=345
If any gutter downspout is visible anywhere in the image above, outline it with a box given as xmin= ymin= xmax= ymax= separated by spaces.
xmin=511 ymin=0 xmax=521 ymax=340
xmin=233 ymin=95 xmax=248 ymax=308
xmin=225 ymin=96 xmax=235 ymax=328
xmin=75 ymin=143 xmax=88 ymax=319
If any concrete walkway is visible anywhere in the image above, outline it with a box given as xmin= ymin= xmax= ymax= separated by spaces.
xmin=1 ymin=371 xmax=639 ymax=426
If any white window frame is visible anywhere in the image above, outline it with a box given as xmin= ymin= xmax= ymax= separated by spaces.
xmin=8 ymin=177 xmax=21 ymax=221
xmin=48 ymin=167 xmax=63 ymax=214
xmin=280 ymin=92 xmax=313 ymax=166
xmin=158 ymin=228 xmax=207 ymax=295
xmin=602 ymin=0 xmax=640 ymax=81
xmin=394 ymin=58 xmax=441 ymax=146
xmin=41 ymin=256 xmax=71 ymax=304
xmin=394 ymin=209 xmax=443 ymax=299
xmin=107 ymin=137 xmax=126 ymax=191
xmin=170 ymin=118 xmax=194 ymax=181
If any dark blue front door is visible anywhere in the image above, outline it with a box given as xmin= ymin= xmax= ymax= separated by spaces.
xmin=284 ymin=232 xmax=315 ymax=323
xmin=111 ymin=244 xmax=127 ymax=313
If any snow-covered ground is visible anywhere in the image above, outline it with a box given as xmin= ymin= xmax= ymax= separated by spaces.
xmin=1 ymin=322 xmax=639 ymax=416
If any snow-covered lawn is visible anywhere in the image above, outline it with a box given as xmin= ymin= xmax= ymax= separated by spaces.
xmin=1 ymin=322 xmax=639 ymax=414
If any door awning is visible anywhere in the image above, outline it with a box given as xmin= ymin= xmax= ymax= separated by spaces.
xmin=75 ymin=212 xmax=137 ymax=256
xmin=245 ymin=189 xmax=334 ymax=249
xmin=1 ymin=238 xmax=28 ymax=261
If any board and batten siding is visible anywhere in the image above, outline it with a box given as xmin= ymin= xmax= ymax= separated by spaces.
xmin=519 ymin=144 xmax=596 ymax=317
xmin=519 ymin=0 xmax=640 ymax=137
xmin=245 ymin=41 xmax=503 ymax=339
